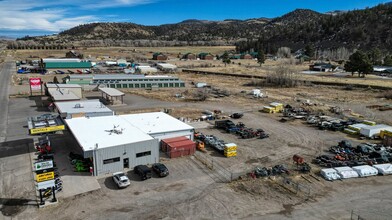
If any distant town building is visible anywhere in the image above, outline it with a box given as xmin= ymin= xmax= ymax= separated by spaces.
xmin=65 ymin=50 xmax=83 ymax=59
xmin=198 ymin=53 xmax=214 ymax=60
xmin=241 ymin=53 xmax=253 ymax=59
xmin=153 ymin=53 xmax=168 ymax=61
xmin=182 ymin=53 xmax=196 ymax=60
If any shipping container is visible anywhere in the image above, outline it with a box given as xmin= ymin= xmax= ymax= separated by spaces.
xmin=161 ymin=136 xmax=189 ymax=152
xmin=166 ymin=139 xmax=196 ymax=158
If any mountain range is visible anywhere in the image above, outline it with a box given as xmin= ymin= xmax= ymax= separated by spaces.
xmin=15 ymin=3 xmax=392 ymax=52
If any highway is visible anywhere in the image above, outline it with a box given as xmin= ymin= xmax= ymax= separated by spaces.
xmin=0 ymin=60 xmax=13 ymax=142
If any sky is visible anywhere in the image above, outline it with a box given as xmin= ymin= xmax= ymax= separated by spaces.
xmin=0 ymin=0 xmax=390 ymax=38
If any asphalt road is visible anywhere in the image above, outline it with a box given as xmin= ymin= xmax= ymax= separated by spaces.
xmin=0 ymin=61 xmax=13 ymax=142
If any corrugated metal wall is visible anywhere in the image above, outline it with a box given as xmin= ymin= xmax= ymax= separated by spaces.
xmin=94 ymin=139 xmax=159 ymax=176
xmin=150 ymin=129 xmax=194 ymax=141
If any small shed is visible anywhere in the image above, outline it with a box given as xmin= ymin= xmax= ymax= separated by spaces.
xmin=352 ymin=165 xmax=378 ymax=177
xmin=372 ymin=164 xmax=392 ymax=175
xmin=333 ymin=166 xmax=359 ymax=179
xmin=320 ymin=168 xmax=340 ymax=181
xmin=54 ymin=99 xmax=114 ymax=119
xmin=99 ymin=87 xmax=125 ymax=105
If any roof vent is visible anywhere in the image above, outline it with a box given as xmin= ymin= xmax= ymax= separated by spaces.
xmin=74 ymin=103 xmax=84 ymax=108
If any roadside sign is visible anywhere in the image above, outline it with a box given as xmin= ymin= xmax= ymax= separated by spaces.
xmin=29 ymin=78 xmax=41 ymax=90
xmin=37 ymin=179 xmax=55 ymax=190
xmin=36 ymin=172 xmax=54 ymax=182
xmin=34 ymin=160 xmax=53 ymax=171
xmin=35 ymin=167 xmax=55 ymax=175
xmin=30 ymin=125 xmax=65 ymax=135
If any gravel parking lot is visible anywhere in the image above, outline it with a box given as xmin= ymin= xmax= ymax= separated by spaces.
xmin=2 ymin=58 xmax=392 ymax=219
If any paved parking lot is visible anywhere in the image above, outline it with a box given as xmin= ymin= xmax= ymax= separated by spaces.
xmin=0 ymin=138 xmax=36 ymax=218
xmin=47 ymin=134 xmax=101 ymax=198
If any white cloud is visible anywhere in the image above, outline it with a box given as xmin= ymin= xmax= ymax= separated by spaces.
xmin=0 ymin=0 xmax=155 ymax=32
xmin=85 ymin=0 xmax=155 ymax=9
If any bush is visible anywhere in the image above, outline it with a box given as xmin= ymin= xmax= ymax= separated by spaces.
xmin=265 ymin=66 xmax=302 ymax=87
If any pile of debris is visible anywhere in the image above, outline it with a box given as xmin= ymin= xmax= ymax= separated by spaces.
xmin=306 ymin=115 xmax=361 ymax=131
xmin=210 ymin=88 xmax=230 ymax=98
xmin=313 ymin=140 xmax=392 ymax=168
xmin=214 ymin=120 xmax=269 ymax=139
xmin=252 ymin=165 xmax=290 ymax=178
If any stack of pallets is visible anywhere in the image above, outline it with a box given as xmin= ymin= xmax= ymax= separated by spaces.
xmin=224 ymin=143 xmax=237 ymax=157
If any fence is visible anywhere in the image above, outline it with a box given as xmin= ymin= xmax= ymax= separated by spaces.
xmin=193 ymin=151 xmax=250 ymax=183
xmin=277 ymin=176 xmax=311 ymax=198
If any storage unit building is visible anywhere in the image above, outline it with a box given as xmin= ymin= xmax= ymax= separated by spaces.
xmin=66 ymin=74 xmax=185 ymax=89
xmin=121 ymin=112 xmax=195 ymax=141
xmin=54 ymin=100 xmax=114 ymax=119
xmin=65 ymin=116 xmax=159 ymax=176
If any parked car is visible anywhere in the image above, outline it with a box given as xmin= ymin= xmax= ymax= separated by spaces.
xmin=134 ymin=165 xmax=152 ymax=180
xmin=152 ymin=163 xmax=169 ymax=177
xmin=112 ymin=172 xmax=130 ymax=188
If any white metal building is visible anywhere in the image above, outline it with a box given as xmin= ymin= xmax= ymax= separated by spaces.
xmin=65 ymin=112 xmax=194 ymax=176
xmin=121 ymin=112 xmax=195 ymax=141
xmin=46 ymin=84 xmax=83 ymax=99
xmin=54 ymin=100 xmax=114 ymax=119
xmin=66 ymin=115 xmax=159 ymax=176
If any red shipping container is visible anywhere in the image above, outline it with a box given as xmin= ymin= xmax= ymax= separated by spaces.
xmin=161 ymin=136 xmax=189 ymax=152
xmin=161 ymin=137 xmax=189 ymax=152
xmin=167 ymin=140 xmax=196 ymax=158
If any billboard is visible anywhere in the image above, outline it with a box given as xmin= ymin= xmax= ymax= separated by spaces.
xmin=29 ymin=78 xmax=41 ymax=90
xmin=34 ymin=160 xmax=53 ymax=171
xmin=37 ymin=179 xmax=55 ymax=190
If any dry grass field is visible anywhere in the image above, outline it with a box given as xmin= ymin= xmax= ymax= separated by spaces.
xmin=11 ymin=46 xmax=235 ymax=61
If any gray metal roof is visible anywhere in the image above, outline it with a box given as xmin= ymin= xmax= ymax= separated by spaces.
xmin=49 ymin=89 xmax=80 ymax=101
xmin=99 ymin=88 xmax=125 ymax=96
xmin=54 ymin=100 xmax=113 ymax=114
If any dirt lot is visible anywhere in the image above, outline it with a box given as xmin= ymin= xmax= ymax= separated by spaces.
xmin=3 ymin=49 xmax=392 ymax=219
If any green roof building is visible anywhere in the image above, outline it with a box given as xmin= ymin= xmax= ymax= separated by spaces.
xmin=44 ymin=62 xmax=92 ymax=69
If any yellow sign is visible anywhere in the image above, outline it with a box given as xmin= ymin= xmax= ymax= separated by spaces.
xmin=30 ymin=125 xmax=65 ymax=135
xmin=36 ymin=171 xmax=55 ymax=182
